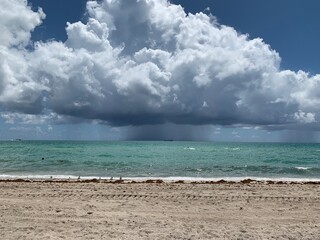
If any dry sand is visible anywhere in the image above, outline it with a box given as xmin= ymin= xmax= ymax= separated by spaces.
xmin=0 ymin=180 xmax=320 ymax=239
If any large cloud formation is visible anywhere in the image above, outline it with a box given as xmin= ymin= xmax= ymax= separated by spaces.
xmin=1 ymin=0 xmax=320 ymax=133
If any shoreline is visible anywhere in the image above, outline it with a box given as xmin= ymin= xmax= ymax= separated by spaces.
xmin=1 ymin=176 xmax=320 ymax=184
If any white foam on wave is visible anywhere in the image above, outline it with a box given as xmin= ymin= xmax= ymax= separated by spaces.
xmin=184 ymin=147 xmax=195 ymax=150
xmin=0 ymin=174 xmax=109 ymax=180
xmin=224 ymin=147 xmax=241 ymax=151
xmin=294 ymin=167 xmax=311 ymax=170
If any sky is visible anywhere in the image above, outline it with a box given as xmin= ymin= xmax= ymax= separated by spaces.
xmin=1 ymin=0 xmax=320 ymax=142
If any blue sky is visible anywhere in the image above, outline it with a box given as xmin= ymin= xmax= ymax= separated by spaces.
xmin=1 ymin=0 xmax=320 ymax=141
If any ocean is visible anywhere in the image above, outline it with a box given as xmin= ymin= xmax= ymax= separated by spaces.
xmin=0 ymin=141 xmax=320 ymax=181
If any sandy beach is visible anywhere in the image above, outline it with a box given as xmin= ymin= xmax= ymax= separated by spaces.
xmin=0 ymin=180 xmax=319 ymax=239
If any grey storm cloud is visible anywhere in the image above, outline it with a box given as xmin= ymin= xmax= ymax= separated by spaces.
xmin=1 ymin=0 xmax=320 ymax=131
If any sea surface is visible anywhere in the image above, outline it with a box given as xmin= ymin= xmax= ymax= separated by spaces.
xmin=0 ymin=141 xmax=320 ymax=181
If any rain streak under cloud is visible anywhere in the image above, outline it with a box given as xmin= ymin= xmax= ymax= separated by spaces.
xmin=1 ymin=0 xmax=320 ymax=140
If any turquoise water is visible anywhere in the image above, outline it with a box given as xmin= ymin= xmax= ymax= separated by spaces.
xmin=0 ymin=141 xmax=320 ymax=180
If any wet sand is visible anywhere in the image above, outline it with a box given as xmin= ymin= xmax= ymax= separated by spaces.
xmin=0 ymin=180 xmax=319 ymax=239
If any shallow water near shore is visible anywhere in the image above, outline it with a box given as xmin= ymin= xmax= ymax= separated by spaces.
xmin=0 ymin=141 xmax=320 ymax=180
